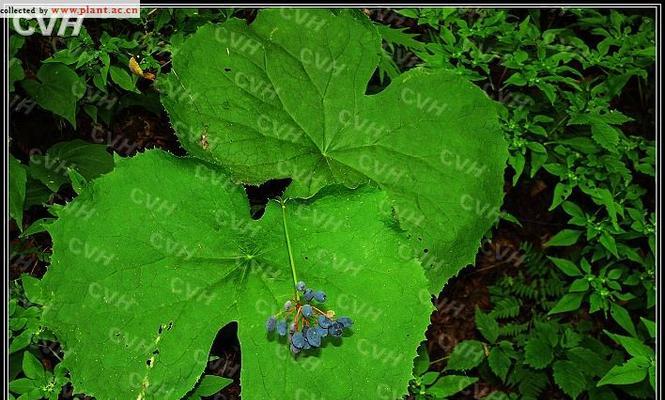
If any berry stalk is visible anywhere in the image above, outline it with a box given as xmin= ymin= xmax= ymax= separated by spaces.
xmin=280 ymin=199 xmax=300 ymax=301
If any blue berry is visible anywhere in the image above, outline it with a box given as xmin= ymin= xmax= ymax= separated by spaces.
xmin=302 ymin=304 xmax=313 ymax=317
xmin=276 ymin=320 xmax=287 ymax=336
xmin=329 ymin=322 xmax=344 ymax=337
xmin=300 ymin=327 xmax=312 ymax=349
xmin=289 ymin=322 xmax=296 ymax=333
xmin=305 ymin=327 xmax=321 ymax=347
xmin=303 ymin=289 xmax=314 ymax=302
xmin=338 ymin=317 xmax=353 ymax=328
xmin=296 ymin=281 xmax=306 ymax=291
xmin=265 ymin=316 xmax=276 ymax=332
xmin=313 ymin=291 xmax=326 ymax=303
xmin=290 ymin=344 xmax=301 ymax=354
xmin=316 ymin=326 xmax=328 ymax=337
xmin=318 ymin=315 xmax=332 ymax=328
xmin=284 ymin=300 xmax=293 ymax=311
xmin=291 ymin=332 xmax=305 ymax=349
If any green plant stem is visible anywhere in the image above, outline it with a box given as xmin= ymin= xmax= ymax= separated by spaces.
xmin=280 ymin=199 xmax=300 ymax=301
xmin=547 ymin=115 xmax=569 ymax=137
xmin=428 ymin=355 xmax=450 ymax=365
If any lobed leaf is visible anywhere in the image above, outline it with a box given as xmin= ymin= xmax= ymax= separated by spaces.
xmin=38 ymin=150 xmax=433 ymax=400
xmin=160 ymin=9 xmax=508 ymax=293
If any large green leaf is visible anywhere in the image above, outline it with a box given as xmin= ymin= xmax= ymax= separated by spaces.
xmin=21 ymin=63 xmax=85 ymax=127
xmin=39 ymin=150 xmax=432 ymax=400
xmin=160 ymin=9 xmax=508 ymax=292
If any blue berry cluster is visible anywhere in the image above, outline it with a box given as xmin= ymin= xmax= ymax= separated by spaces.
xmin=266 ymin=281 xmax=353 ymax=354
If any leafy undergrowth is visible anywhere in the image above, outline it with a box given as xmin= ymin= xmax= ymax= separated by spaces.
xmin=8 ymin=7 xmax=655 ymax=400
